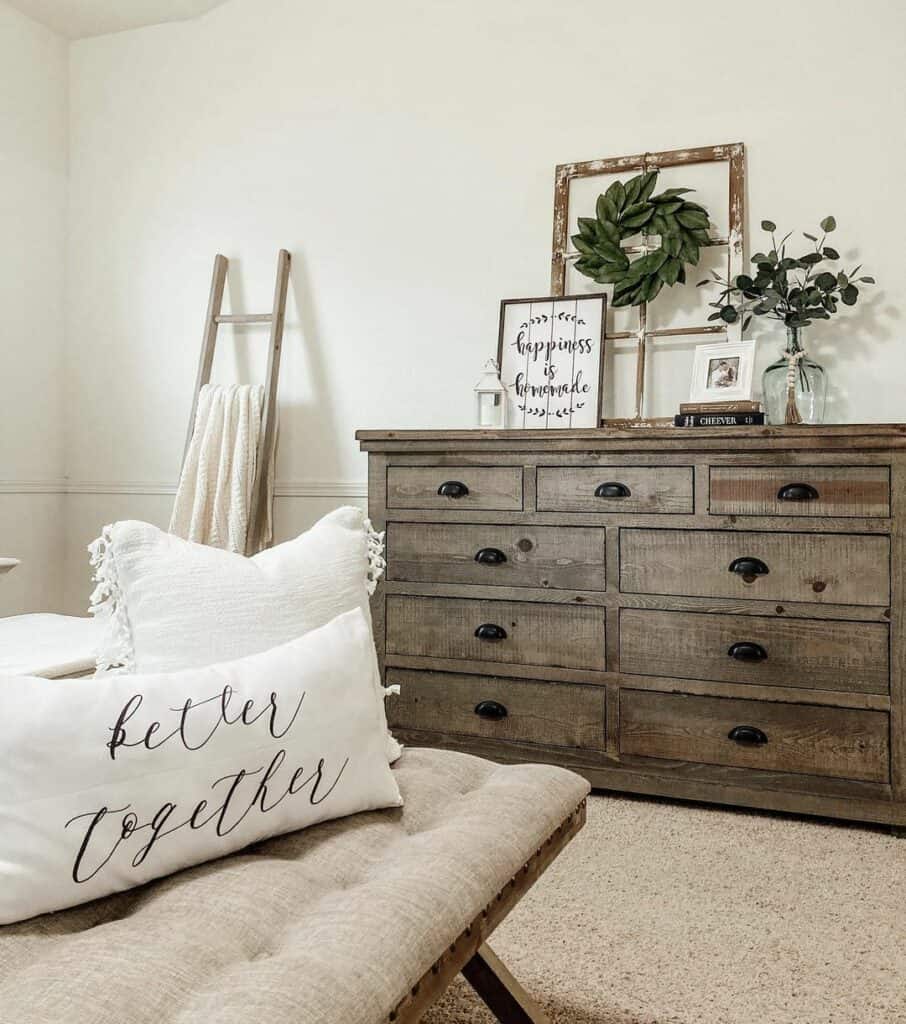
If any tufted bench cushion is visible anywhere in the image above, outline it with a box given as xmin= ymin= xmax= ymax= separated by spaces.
xmin=0 ymin=747 xmax=589 ymax=1024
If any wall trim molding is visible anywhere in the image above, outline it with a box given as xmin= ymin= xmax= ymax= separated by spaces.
xmin=0 ymin=479 xmax=368 ymax=498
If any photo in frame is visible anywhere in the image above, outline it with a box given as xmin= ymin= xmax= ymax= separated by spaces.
xmin=689 ymin=339 xmax=756 ymax=404
xmin=497 ymin=294 xmax=606 ymax=429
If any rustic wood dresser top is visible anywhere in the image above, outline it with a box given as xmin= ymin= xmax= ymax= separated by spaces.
xmin=358 ymin=425 xmax=906 ymax=825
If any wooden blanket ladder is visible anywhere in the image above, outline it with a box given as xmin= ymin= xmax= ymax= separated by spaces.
xmin=182 ymin=249 xmax=291 ymax=555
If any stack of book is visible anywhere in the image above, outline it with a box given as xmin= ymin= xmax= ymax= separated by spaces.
xmin=673 ymin=401 xmax=765 ymax=427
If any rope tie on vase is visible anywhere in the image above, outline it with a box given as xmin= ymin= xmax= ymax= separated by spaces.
xmin=784 ymin=349 xmax=806 ymax=425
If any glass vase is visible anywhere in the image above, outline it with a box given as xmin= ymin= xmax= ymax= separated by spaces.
xmin=762 ymin=326 xmax=827 ymax=425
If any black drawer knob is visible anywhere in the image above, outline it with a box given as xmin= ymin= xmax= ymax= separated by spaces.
xmin=437 ymin=480 xmax=469 ymax=498
xmin=474 ymin=623 xmax=507 ymax=642
xmin=474 ymin=700 xmax=508 ymax=720
xmin=728 ymin=556 xmax=770 ymax=579
xmin=728 ymin=725 xmax=768 ymax=746
xmin=728 ymin=641 xmax=768 ymax=663
xmin=475 ymin=547 xmax=507 ymax=565
xmin=778 ymin=482 xmax=819 ymax=502
xmin=595 ymin=482 xmax=631 ymax=499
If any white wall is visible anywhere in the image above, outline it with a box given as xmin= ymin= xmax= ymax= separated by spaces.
xmin=56 ymin=0 xmax=906 ymax=608
xmin=0 ymin=2 xmax=68 ymax=615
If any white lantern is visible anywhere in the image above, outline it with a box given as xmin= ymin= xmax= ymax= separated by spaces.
xmin=474 ymin=359 xmax=508 ymax=429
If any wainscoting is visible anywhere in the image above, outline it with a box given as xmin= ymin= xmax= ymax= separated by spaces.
xmin=0 ymin=481 xmax=366 ymax=616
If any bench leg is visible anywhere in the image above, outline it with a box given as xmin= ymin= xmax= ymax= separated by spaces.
xmin=461 ymin=943 xmax=551 ymax=1024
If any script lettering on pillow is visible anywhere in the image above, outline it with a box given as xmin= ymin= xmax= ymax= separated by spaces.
xmin=0 ymin=609 xmax=402 ymax=925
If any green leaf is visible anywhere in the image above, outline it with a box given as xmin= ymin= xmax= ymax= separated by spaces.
xmin=837 ymin=273 xmax=849 ymax=288
xmin=681 ymin=240 xmax=700 ymax=265
xmin=593 ymin=266 xmax=628 ymax=285
xmin=751 ymin=252 xmax=769 ymax=264
xmin=621 ymin=205 xmax=655 ymax=230
xmin=659 ymin=257 xmax=682 ymax=286
xmin=841 ymin=284 xmax=859 ymax=305
xmin=662 ymin=233 xmax=682 ymax=257
xmin=803 ymin=233 xmax=818 ymax=242
xmin=605 ymin=179 xmax=627 ymax=213
xmin=761 ymin=219 xmax=777 ymax=232
xmin=651 ymin=187 xmax=694 ymax=202
xmin=637 ymin=170 xmax=659 ymax=203
xmin=820 ymin=215 xmax=837 ymax=232
xmin=598 ymin=219 xmax=621 ymax=245
xmin=643 ymin=276 xmax=664 ymax=303
xmin=719 ymin=305 xmax=738 ymax=323
xmin=593 ymin=239 xmax=628 ymax=265
xmin=815 ymin=272 xmax=837 ymax=291
xmin=571 ymin=236 xmax=596 ymax=257
xmin=648 ymin=213 xmax=669 ymax=237
xmin=735 ymin=274 xmax=754 ymax=290
xmin=859 ymin=276 xmax=876 ymax=284
xmin=623 ymin=174 xmax=643 ymax=207
xmin=576 ymin=217 xmax=598 ymax=240
xmin=822 ymin=246 xmax=840 ymax=260
xmin=800 ymin=252 xmax=823 ymax=265
xmin=596 ymin=194 xmax=617 ymax=225
xmin=676 ymin=209 xmax=710 ymax=230
xmin=707 ymin=311 xmax=723 ymax=322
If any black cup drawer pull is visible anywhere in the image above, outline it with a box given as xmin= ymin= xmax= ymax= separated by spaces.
xmin=728 ymin=725 xmax=769 ymax=746
xmin=595 ymin=482 xmax=631 ymax=499
xmin=474 ymin=623 xmax=508 ymax=642
xmin=728 ymin=641 xmax=768 ymax=663
xmin=778 ymin=482 xmax=820 ymax=502
xmin=475 ymin=700 xmax=508 ymax=720
xmin=728 ymin=556 xmax=770 ymax=578
xmin=475 ymin=547 xmax=507 ymax=565
xmin=437 ymin=480 xmax=469 ymax=498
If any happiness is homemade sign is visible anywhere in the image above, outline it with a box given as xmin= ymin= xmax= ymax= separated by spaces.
xmin=497 ymin=294 xmax=605 ymax=429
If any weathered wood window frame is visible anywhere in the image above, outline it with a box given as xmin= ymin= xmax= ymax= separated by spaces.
xmin=550 ymin=143 xmax=746 ymax=424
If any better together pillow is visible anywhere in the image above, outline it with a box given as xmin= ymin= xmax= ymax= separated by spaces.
xmin=88 ymin=506 xmax=400 ymax=761
xmin=0 ymin=608 xmax=402 ymax=926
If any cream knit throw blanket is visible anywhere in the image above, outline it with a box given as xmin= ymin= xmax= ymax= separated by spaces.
xmin=168 ymin=383 xmax=273 ymax=554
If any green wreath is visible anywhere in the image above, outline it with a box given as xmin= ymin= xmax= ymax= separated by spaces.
xmin=571 ymin=170 xmax=712 ymax=307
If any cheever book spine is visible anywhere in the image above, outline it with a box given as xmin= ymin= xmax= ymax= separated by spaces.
xmin=674 ymin=413 xmax=766 ymax=427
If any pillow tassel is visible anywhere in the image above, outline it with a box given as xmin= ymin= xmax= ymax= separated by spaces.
xmin=364 ymin=518 xmax=387 ymax=596
xmin=87 ymin=526 xmax=135 ymax=673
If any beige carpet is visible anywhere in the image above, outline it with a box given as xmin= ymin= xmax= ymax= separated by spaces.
xmin=422 ymin=793 xmax=906 ymax=1024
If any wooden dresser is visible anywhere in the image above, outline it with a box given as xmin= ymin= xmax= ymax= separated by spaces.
xmin=357 ymin=425 xmax=906 ymax=827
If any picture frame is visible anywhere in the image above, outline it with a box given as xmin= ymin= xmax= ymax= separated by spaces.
xmin=689 ymin=340 xmax=756 ymax=404
xmin=551 ymin=142 xmax=746 ymax=423
xmin=497 ymin=293 xmax=606 ymax=429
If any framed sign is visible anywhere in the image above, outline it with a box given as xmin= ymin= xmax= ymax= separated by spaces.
xmin=497 ymin=293 xmax=606 ymax=429
xmin=689 ymin=340 xmax=756 ymax=404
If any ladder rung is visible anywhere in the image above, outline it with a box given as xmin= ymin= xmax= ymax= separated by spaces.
xmin=215 ymin=313 xmax=273 ymax=324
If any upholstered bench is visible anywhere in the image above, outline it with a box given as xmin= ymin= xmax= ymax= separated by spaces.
xmin=0 ymin=748 xmax=589 ymax=1024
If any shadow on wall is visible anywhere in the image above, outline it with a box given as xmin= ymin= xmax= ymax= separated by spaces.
xmin=282 ymin=251 xmax=344 ymax=489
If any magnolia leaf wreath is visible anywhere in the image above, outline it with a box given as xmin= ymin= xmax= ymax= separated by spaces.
xmin=571 ymin=170 xmax=713 ymax=307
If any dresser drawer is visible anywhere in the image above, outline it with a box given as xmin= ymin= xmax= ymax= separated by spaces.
xmin=387 ymin=466 xmax=522 ymax=510
xmin=710 ymin=466 xmax=890 ymax=517
xmin=385 ymin=595 xmax=606 ymax=671
xmin=537 ymin=466 xmax=693 ymax=514
xmin=620 ymin=529 xmax=890 ymax=606
xmin=386 ymin=523 xmax=606 ymax=590
xmin=619 ymin=609 xmax=889 ymax=694
xmin=388 ymin=669 xmax=606 ymax=751
xmin=620 ymin=690 xmax=889 ymax=783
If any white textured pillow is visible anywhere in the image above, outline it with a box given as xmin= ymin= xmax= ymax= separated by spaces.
xmin=0 ymin=608 xmax=402 ymax=926
xmin=88 ymin=506 xmax=400 ymax=761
